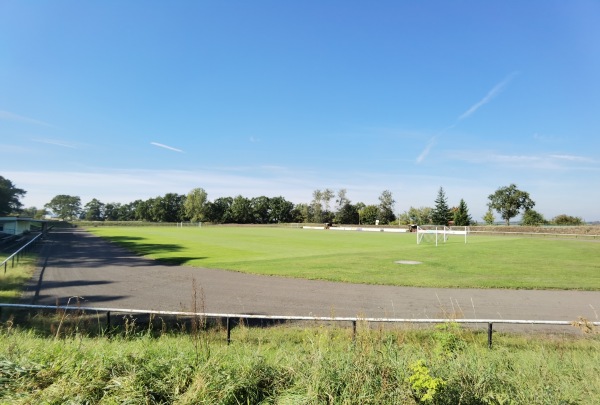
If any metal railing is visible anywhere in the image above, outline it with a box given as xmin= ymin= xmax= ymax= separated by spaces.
xmin=1 ymin=303 xmax=598 ymax=348
xmin=1 ymin=232 xmax=45 ymax=273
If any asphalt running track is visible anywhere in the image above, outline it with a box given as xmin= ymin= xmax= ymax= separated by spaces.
xmin=22 ymin=228 xmax=600 ymax=333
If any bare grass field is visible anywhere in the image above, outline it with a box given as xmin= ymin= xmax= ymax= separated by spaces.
xmin=87 ymin=226 xmax=600 ymax=290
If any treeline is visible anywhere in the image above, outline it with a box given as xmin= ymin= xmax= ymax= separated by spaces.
xmin=41 ymin=188 xmax=400 ymax=225
xmin=41 ymin=187 xmax=481 ymax=226
xmin=2 ymin=174 xmax=587 ymax=226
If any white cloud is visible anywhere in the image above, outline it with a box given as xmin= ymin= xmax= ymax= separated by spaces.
xmin=549 ymin=154 xmax=594 ymax=162
xmin=448 ymin=150 xmax=598 ymax=170
xmin=33 ymin=138 xmax=79 ymax=149
xmin=0 ymin=110 xmax=55 ymax=128
xmin=3 ymin=168 xmax=318 ymax=208
xmin=0 ymin=143 xmax=33 ymax=154
xmin=5 ymin=158 xmax=600 ymax=221
xmin=489 ymin=154 xmax=543 ymax=164
xmin=1 ymin=167 xmax=432 ymax=215
xmin=533 ymin=132 xmax=561 ymax=143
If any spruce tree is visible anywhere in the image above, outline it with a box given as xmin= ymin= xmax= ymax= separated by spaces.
xmin=431 ymin=187 xmax=451 ymax=226
xmin=453 ymin=199 xmax=473 ymax=226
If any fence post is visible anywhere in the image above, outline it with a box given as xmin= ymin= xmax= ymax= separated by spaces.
xmin=226 ymin=317 xmax=231 ymax=345
xmin=106 ymin=311 xmax=111 ymax=334
xmin=488 ymin=323 xmax=493 ymax=348
xmin=352 ymin=320 xmax=357 ymax=342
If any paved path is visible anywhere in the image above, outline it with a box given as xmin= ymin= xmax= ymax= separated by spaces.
xmin=23 ymin=229 xmax=600 ymax=332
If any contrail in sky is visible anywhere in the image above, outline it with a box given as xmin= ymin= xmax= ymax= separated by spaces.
xmin=151 ymin=142 xmax=184 ymax=153
xmin=458 ymin=72 xmax=519 ymax=120
xmin=416 ymin=72 xmax=519 ymax=163
xmin=416 ymin=137 xmax=437 ymax=164
xmin=33 ymin=138 xmax=78 ymax=149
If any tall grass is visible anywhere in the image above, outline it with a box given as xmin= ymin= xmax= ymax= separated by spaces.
xmin=2 ymin=320 xmax=599 ymax=404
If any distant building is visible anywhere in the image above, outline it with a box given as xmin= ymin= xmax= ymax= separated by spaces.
xmin=0 ymin=217 xmax=47 ymax=235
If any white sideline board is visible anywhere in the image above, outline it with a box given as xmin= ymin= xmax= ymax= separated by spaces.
xmin=303 ymin=226 xmax=408 ymax=233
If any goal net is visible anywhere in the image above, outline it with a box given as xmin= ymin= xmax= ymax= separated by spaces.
xmin=417 ymin=226 xmax=469 ymax=246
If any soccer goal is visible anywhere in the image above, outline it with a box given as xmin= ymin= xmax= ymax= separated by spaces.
xmin=417 ymin=225 xmax=469 ymax=246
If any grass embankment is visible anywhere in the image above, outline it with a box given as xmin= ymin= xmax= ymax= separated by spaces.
xmin=88 ymin=226 xmax=600 ymax=290
xmin=1 ymin=322 xmax=599 ymax=404
xmin=0 ymin=255 xmax=36 ymax=303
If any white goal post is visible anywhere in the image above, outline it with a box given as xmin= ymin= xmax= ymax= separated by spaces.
xmin=417 ymin=226 xmax=469 ymax=246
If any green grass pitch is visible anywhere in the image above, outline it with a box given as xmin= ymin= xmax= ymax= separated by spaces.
xmin=87 ymin=226 xmax=600 ymax=290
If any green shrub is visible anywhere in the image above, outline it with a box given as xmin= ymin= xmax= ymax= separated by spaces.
xmin=407 ymin=359 xmax=446 ymax=403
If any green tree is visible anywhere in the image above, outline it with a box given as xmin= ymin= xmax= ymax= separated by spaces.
xmin=146 ymin=197 xmax=161 ymax=221
xmin=229 ymin=195 xmax=252 ymax=224
xmin=398 ymin=206 xmax=432 ymax=225
xmin=552 ymin=214 xmax=584 ymax=226
xmin=453 ymin=199 xmax=472 ymax=226
xmin=104 ymin=202 xmax=124 ymax=221
xmin=45 ymin=195 xmax=82 ymax=220
xmin=378 ymin=190 xmax=396 ymax=224
xmin=482 ymin=208 xmax=495 ymax=225
xmin=20 ymin=206 xmax=48 ymax=219
xmin=360 ymin=204 xmax=380 ymax=225
xmin=310 ymin=189 xmax=323 ymax=223
xmin=335 ymin=202 xmax=359 ymax=224
xmin=184 ymin=188 xmax=208 ymax=222
xmin=117 ymin=203 xmax=136 ymax=221
xmin=132 ymin=199 xmax=151 ymax=221
xmin=268 ymin=196 xmax=294 ymax=223
xmin=334 ymin=189 xmax=349 ymax=215
xmin=321 ymin=188 xmax=334 ymax=212
xmin=250 ymin=196 xmax=270 ymax=224
xmin=149 ymin=193 xmax=185 ymax=222
xmin=521 ymin=209 xmax=546 ymax=226
xmin=291 ymin=203 xmax=310 ymax=223
xmin=0 ymin=176 xmax=26 ymax=216
xmin=163 ymin=193 xmax=186 ymax=222
xmin=488 ymin=184 xmax=535 ymax=226
xmin=83 ymin=198 xmax=105 ymax=221
xmin=431 ymin=187 xmax=452 ymax=226
xmin=205 ymin=197 xmax=233 ymax=223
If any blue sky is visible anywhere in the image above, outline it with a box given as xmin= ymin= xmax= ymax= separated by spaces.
xmin=1 ymin=1 xmax=599 ymax=221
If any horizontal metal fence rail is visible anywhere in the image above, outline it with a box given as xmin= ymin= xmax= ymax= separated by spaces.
xmin=2 ymin=303 xmax=598 ymax=348
xmin=1 ymin=232 xmax=45 ymax=273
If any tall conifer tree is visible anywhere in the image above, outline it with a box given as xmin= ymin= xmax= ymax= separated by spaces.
xmin=453 ymin=199 xmax=472 ymax=226
xmin=431 ymin=187 xmax=451 ymax=226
